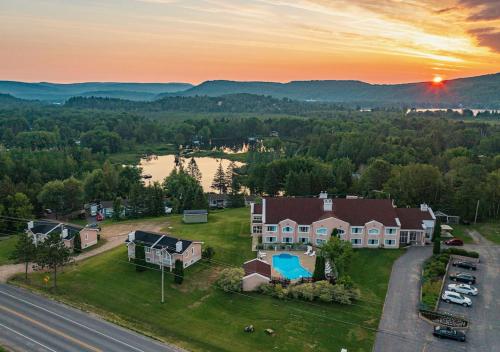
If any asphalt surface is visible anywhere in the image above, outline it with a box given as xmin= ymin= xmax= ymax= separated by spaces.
xmin=373 ymin=233 xmax=500 ymax=352
xmin=0 ymin=283 xmax=184 ymax=352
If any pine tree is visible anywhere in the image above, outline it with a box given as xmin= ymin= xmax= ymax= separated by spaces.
xmin=211 ymin=162 xmax=227 ymax=194
xmin=10 ymin=232 xmax=37 ymax=280
xmin=313 ymin=255 xmax=326 ymax=281
xmin=174 ymin=259 xmax=184 ymax=284
xmin=73 ymin=232 xmax=82 ymax=253
xmin=112 ymin=197 xmax=123 ymax=221
xmin=225 ymin=161 xmax=237 ymax=191
xmin=186 ymin=157 xmax=202 ymax=183
xmin=34 ymin=232 xmax=71 ymax=288
xmin=135 ymin=243 xmax=146 ymax=272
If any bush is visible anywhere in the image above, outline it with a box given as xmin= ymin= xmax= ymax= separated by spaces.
xmin=313 ymin=281 xmax=334 ymax=302
xmin=443 ymin=248 xmax=479 ymax=258
xmin=313 ymin=255 xmax=325 ymax=281
xmin=337 ymin=275 xmax=356 ymax=290
xmin=202 ymin=246 xmax=215 ymax=261
xmin=216 ymin=268 xmax=244 ymax=293
xmin=174 ymin=259 xmax=184 ymax=284
xmin=422 ymin=279 xmax=442 ymax=309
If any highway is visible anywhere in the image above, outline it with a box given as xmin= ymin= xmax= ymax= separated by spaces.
xmin=0 ymin=283 xmax=183 ymax=352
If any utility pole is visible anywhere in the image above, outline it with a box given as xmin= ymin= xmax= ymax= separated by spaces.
xmin=161 ymin=262 xmax=165 ymax=303
xmin=474 ymin=200 xmax=480 ymax=224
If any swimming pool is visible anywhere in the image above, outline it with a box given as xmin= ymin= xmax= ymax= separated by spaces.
xmin=272 ymin=253 xmax=312 ymax=280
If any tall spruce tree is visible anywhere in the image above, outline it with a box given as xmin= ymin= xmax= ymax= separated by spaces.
xmin=10 ymin=232 xmax=37 ymax=280
xmin=211 ymin=162 xmax=227 ymax=194
xmin=186 ymin=157 xmax=202 ymax=183
xmin=35 ymin=232 xmax=71 ymax=288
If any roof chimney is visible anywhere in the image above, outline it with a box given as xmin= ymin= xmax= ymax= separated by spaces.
xmin=28 ymin=221 xmax=34 ymax=230
xmin=176 ymin=240 xmax=183 ymax=253
xmin=323 ymin=198 xmax=333 ymax=212
xmin=62 ymin=228 xmax=69 ymax=238
xmin=128 ymin=231 xmax=135 ymax=242
xmin=319 ymin=191 xmax=328 ymax=199
xmin=420 ymin=203 xmax=429 ymax=212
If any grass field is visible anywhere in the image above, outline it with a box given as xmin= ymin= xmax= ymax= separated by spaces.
xmin=12 ymin=208 xmax=403 ymax=352
xmin=0 ymin=235 xmax=17 ymax=265
xmin=449 ymin=224 xmax=474 ymax=244
xmin=471 ymin=221 xmax=500 ymax=244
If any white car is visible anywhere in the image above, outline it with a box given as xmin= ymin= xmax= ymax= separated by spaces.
xmin=442 ymin=290 xmax=472 ymax=307
xmin=448 ymin=283 xmax=478 ymax=296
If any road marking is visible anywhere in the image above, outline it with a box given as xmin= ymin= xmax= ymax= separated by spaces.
xmin=0 ymin=322 xmax=58 ymax=352
xmin=0 ymin=289 xmax=153 ymax=352
xmin=0 ymin=304 xmax=102 ymax=352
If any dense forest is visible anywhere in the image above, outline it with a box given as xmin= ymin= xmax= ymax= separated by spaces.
xmin=0 ymin=95 xmax=498 ymax=236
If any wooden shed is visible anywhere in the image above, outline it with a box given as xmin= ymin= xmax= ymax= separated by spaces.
xmin=183 ymin=210 xmax=208 ymax=224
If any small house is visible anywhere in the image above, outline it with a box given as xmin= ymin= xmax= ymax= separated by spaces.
xmin=242 ymin=258 xmax=271 ymax=291
xmin=207 ymin=193 xmax=228 ymax=209
xmin=125 ymin=230 xmax=202 ymax=269
xmin=183 ymin=210 xmax=208 ymax=223
xmin=26 ymin=220 xmax=99 ymax=251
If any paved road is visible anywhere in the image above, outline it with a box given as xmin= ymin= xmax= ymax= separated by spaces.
xmin=0 ymin=284 xmax=184 ymax=352
xmin=374 ymin=232 xmax=500 ymax=352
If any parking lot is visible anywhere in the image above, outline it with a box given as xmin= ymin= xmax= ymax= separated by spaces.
xmin=436 ymin=234 xmax=500 ymax=351
xmin=374 ymin=231 xmax=500 ymax=352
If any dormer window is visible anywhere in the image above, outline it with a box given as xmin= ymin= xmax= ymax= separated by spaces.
xmin=316 ymin=228 xmax=328 ymax=235
xmin=368 ymin=229 xmax=380 ymax=235
xmin=282 ymin=226 xmax=294 ymax=233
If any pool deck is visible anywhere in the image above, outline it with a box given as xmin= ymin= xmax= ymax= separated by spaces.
xmin=258 ymin=250 xmax=316 ymax=278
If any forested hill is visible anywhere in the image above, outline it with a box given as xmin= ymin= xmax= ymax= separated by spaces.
xmin=64 ymin=94 xmax=348 ymax=114
xmin=161 ymin=73 xmax=500 ymax=108
xmin=0 ymin=81 xmax=193 ymax=102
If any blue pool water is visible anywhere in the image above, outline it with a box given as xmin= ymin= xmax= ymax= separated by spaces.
xmin=272 ymin=253 xmax=312 ymax=280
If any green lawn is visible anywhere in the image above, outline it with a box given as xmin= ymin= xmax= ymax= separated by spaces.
xmin=471 ymin=221 xmax=500 ymax=244
xmin=11 ymin=208 xmax=403 ymax=352
xmin=449 ymin=224 xmax=474 ymax=244
xmin=0 ymin=235 xmax=17 ymax=265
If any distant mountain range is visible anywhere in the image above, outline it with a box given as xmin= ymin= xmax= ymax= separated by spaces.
xmin=163 ymin=73 xmax=500 ymax=108
xmin=1 ymin=73 xmax=499 ymax=107
xmin=0 ymin=81 xmax=193 ymax=102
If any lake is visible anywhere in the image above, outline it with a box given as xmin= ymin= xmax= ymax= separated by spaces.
xmin=139 ymin=155 xmax=244 ymax=192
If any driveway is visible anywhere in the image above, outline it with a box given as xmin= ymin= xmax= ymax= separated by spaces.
xmin=0 ymin=219 xmax=169 ymax=283
xmin=374 ymin=231 xmax=500 ymax=352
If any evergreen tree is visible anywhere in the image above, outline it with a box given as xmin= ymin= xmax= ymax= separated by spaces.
xmin=202 ymin=246 xmax=215 ymax=262
xmin=174 ymin=259 xmax=184 ymax=284
xmin=186 ymin=157 xmax=202 ymax=183
xmin=313 ymin=255 xmax=326 ymax=281
xmin=228 ymin=177 xmax=245 ymax=208
xmin=128 ymin=183 xmax=145 ymax=218
xmin=331 ymin=228 xmax=339 ymax=237
xmin=135 ymin=243 xmax=146 ymax=272
xmin=35 ymin=232 xmax=71 ymax=288
xmin=225 ymin=161 xmax=237 ymax=191
xmin=211 ymin=162 xmax=228 ymax=194
xmin=5 ymin=193 xmax=33 ymax=231
xmin=10 ymin=232 xmax=37 ymax=280
xmin=112 ymin=197 xmax=123 ymax=220
xmin=433 ymin=219 xmax=441 ymax=255
xmin=73 ymin=232 xmax=82 ymax=253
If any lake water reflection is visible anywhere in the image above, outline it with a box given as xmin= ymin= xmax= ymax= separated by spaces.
xmin=139 ymin=155 xmax=244 ymax=192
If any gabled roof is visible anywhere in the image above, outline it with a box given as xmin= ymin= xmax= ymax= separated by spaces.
xmin=262 ymin=197 xmax=399 ymax=226
xmin=29 ymin=221 xmax=82 ymax=239
xmin=128 ymin=230 xmax=193 ymax=254
xmin=396 ymin=208 xmax=434 ymax=230
xmin=243 ymin=258 xmax=271 ymax=278
xmin=207 ymin=193 xmax=228 ymax=201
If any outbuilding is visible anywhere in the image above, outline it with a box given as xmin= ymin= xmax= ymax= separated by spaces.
xmin=183 ymin=210 xmax=208 ymax=224
xmin=242 ymin=258 xmax=271 ymax=291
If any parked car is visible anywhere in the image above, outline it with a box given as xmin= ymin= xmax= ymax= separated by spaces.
xmin=448 ymin=283 xmax=478 ymax=296
xmin=96 ymin=213 xmax=104 ymax=221
xmin=433 ymin=326 xmax=466 ymax=342
xmin=450 ymin=272 xmax=476 ymax=284
xmin=445 ymin=238 xmax=464 ymax=246
xmin=452 ymin=260 xmax=477 ymax=271
xmin=442 ymin=290 xmax=472 ymax=307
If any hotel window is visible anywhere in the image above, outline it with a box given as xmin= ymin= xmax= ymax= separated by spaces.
xmin=282 ymin=226 xmax=294 ymax=233
xmin=385 ymin=228 xmax=397 ymax=235
xmin=368 ymin=229 xmax=380 ymax=235
xmin=351 ymin=238 xmax=362 ymax=245
xmin=316 ymin=239 xmax=326 ymax=246
xmin=265 ymin=236 xmax=277 ymax=243
xmin=338 ymin=229 xmax=345 ymax=235
xmin=385 ymin=239 xmax=396 ymax=246
xmin=316 ymin=227 xmax=328 ymax=235
xmin=282 ymin=237 xmax=293 ymax=243
xmin=145 ymin=247 xmax=151 ymax=253
xmin=400 ymin=232 xmax=408 ymax=243
xmin=298 ymin=226 xmax=310 ymax=233
xmin=351 ymin=227 xmax=363 ymax=234
xmin=146 ymin=257 xmax=151 ymax=263
xmin=368 ymin=239 xmax=379 ymax=245
xmin=299 ymin=237 xmax=310 ymax=244
xmin=252 ymin=226 xmax=262 ymax=234
xmin=266 ymin=225 xmax=277 ymax=232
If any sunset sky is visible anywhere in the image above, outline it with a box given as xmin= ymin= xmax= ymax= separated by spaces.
xmin=1 ymin=0 xmax=499 ymax=84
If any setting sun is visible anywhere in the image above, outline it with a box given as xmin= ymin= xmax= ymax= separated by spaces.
xmin=433 ymin=76 xmax=443 ymax=84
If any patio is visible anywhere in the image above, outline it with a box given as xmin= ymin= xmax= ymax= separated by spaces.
xmin=257 ymin=249 xmax=316 ymax=278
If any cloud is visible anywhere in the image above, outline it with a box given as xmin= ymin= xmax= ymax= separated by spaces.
xmin=469 ymin=27 xmax=500 ymax=52
xmin=458 ymin=0 xmax=500 ymax=20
